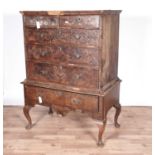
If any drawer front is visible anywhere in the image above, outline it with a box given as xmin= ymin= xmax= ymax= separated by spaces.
xmin=25 ymin=28 xmax=57 ymax=44
xmin=27 ymin=62 xmax=98 ymax=89
xmin=60 ymin=15 xmax=99 ymax=29
xmin=26 ymin=44 xmax=99 ymax=66
xmin=25 ymin=86 xmax=66 ymax=106
xmin=65 ymin=92 xmax=98 ymax=112
xmin=24 ymin=85 xmax=98 ymax=112
xmin=24 ymin=16 xmax=58 ymax=28
xmin=25 ymin=28 xmax=99 ymax=47
xmin=70 ymin=29 xmax=99 ymax=46
xmin=56 ymin=29 xmax=99 ymax=46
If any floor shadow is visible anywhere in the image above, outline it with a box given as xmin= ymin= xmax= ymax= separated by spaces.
xmin=68 ymin=112 xmax=98 ymax=142
xmin=104 ymin=129 xmax=120 ymax=145
xmin=13 ymin=106 xmax=49 ymax=128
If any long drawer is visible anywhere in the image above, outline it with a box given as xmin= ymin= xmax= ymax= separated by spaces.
xmin=27 ymin=61 xmax=98 ymax=89
xmin=25 ymin=28 xmax=100 ymax=47
xmin=24 ymin=85 xmax=98 ymax=112
xmin=26 ymin=44 xmax=98 ymax=66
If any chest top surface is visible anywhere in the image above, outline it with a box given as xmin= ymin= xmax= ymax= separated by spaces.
xmin=20 ymin=10 xmax=121 ymax=16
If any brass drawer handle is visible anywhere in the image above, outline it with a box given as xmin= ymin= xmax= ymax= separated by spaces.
xmin=44 ymin=21 xmax=48 ymax=25
xmin=40 ymin=70 xmax=48 ymax=75
xmin=74 ymin=34 xmax=81 ymax=40
xmin=58 ymin=46 xmax=62 ymax=51
xmin=74 ymin=49 xmax=81 ymax=59
xmin=74 ymin=73 xmax=82 ymax=80
xmin=75 ymin=53 xmax=80 ymax=59
xmin=40 ymin=51 xmax=50 ymax=56
xmin=40 ymin=33 xmax=45 ymax=38
xmin=75 ymin=75 xmax=80 ymax=80
xmin=71 ymin=98 xmax=81 ymax=104
xmin=59 ymin=65 xmax=63 ymax=70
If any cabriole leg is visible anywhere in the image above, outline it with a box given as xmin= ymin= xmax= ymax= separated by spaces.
xmin=23 ymin=105 xmax=32 ymax=129
xmin=113 ymin=103 xmax=121 ymax=128
xmin=97 ymin=119 xmax=107 ymax=146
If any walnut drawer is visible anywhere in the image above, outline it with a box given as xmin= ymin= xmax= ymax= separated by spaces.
xmin=60 ymin=15 xmax=99 ymax=29
xmin=25 ymin=28 xmax=100 ymax=47
xmin=27 ymin=62 xmax=98 ymax=89
xmin=24 ymin=85 xmax=98 ymax=112
xmin=70 ymin=29 xmax=99 ymax=46
xmin=26 ymin=44 xmax=98 ymax=66
xmin=25 ymin=28 xmax=55 ymax=44
xmin=24 ymin=16 xmax=58 ymax=28
xmin=55 ymin=29 xmax=100 ymax=47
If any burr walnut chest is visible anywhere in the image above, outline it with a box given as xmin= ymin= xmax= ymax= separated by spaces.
xmin=21 ymin=10 xmax=122 ymax=146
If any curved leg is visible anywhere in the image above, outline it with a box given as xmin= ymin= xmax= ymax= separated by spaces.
xmin=23 ymin=105 xmax=32 ymax=129
xmin=97 ymin=119 xmax=107 ymax=146
xmin=113 ymin=103 xmax=121 ymax=128
xmin=48 ymin=106 xmax=53 ymax=114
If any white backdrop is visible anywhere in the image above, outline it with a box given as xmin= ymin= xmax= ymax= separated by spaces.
xmin=2 ymin=0 xmax=154 ymax=106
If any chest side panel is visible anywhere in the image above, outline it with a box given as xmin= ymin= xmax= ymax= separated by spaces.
xmin=100 ymin=14 xmax=120 ymax=87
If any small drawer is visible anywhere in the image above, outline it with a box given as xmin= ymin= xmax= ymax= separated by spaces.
xmin=24 ymin=85 xmax=98 ymax=112
xmin=24 ymin=16 xmax=58 ymax=28
xmin=27 ymin=62 xmax=98 ymax=89
xmin=26 ymin=44 xmax=99 ymax=66
xmin=60 ymin=15 xmax=99 ymax=29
